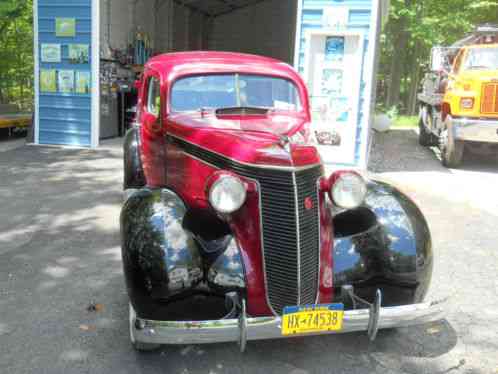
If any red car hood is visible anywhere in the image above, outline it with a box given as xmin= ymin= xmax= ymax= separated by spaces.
xmin=168 ymin=112 xmax=321 ymax=168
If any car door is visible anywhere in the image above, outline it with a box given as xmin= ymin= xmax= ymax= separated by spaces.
xmin=140 ymin=70 xmax=167 ymax=187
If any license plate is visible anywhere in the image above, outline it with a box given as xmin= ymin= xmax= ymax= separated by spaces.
xmin=282 ymin=304 xmax=344 ymax=336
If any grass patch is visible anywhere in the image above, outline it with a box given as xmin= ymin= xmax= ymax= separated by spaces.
xmin=392 ymin=116 xmax=418 ymax=128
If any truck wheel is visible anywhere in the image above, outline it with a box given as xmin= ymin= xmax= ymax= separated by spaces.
xmin=129 ymin=304 xmax=160 ymax=352
xmin=440 ymin=117 xmax=464 ymax=168
xmin=418 ymin=117 xmax=435 ymax=146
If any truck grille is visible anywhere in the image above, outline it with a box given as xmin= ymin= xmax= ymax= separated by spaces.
xmin=481 ymin=83 xmax=498 ymax=114
xmin=167 ymin=135 xmax=322 ymax=315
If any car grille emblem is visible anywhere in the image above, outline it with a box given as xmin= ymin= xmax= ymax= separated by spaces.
xmin=304 ymin=197 xmax=314 ymax=210
xmin=279 ymin=136 xmax=292 ymax=153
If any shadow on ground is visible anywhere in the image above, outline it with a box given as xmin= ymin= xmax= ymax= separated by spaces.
xmin=1 ymin=138 xmax=496 ymax=374
xmin=369 ymin=128 xmax=498 ymax=174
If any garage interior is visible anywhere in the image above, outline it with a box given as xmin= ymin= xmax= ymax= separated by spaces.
xmin=99 ymin=0 xmax=298 ymax=139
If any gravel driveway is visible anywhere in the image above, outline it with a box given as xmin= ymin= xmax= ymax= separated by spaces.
xmin=1 ymin=130 xmax=497 ymax=374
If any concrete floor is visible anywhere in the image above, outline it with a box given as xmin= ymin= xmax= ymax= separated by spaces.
xmin=0 ymin=132 xmax=497 ymax=374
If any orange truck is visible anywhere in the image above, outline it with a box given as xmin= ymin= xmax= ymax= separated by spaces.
xmin=418 ymin=24 xmax=498 ymax=167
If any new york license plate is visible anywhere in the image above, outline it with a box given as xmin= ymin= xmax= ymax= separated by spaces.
xmin=281 ymin=304 xmax=344 ymax=336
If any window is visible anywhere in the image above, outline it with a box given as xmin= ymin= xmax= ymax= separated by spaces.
xmin=462 ymin=47 xmax=498 ymax=71
xmin=147 ymin=77 xmax=161 ymax=116
xmin=170 ymin=74 xmax=302 ymax=113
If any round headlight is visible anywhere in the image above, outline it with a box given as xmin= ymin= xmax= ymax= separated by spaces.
xmin=331 ymin=172 xmax=367 ymax=209
xmin=209 ymin=175 xmax=247 ymax=214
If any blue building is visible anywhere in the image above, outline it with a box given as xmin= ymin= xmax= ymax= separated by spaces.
xmin=33 ymin=0 xmax=388 ymax=168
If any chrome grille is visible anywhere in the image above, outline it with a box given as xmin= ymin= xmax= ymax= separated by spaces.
xmin=296 ymin=167 xmax=321 ymax=306
xmin=259 ymin=166 xmax=322 ymax=314
xmin=167 ymin=135 xmax=323 ymax=315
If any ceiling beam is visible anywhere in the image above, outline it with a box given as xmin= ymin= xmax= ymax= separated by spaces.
xmin=172 ymin=0 xmax=212 ymax=17
xmin=211 ymin=0 xmax=269 ymax=18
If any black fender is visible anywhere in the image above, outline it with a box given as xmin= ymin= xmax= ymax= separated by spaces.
xmin=123 ymin=127 xmax=146 ymax=189
xmin=206 ymin=236 xmax=246 ymax=292
xmin=333 ymin=180 xmax=433 ymax=306
xmin=120 ymin=188 xmax=203 ymax=319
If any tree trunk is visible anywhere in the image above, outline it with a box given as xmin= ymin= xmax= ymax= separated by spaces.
xmin=385 ymin=0 xmax=411 ymax=109
xmin=407 ymin=42 xmax=423 ymax=115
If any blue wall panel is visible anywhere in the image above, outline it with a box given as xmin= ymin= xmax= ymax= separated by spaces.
xmin=37 ymin=0 xmax=92 ymax=147
xmin=297 ymin=0 xmax=374 ymax=166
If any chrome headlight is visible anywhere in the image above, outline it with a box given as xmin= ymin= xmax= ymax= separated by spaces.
xmin=209 ymin=175 xmax=247 ymax=214
xmin=330 ymin=172 xmax=367 ymax=209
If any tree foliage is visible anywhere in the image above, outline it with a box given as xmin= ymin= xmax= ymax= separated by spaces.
xmin=0 ymin=0 xmax=33 ymax=109
xmin=378 ymin=0 xmax=498 ymax=115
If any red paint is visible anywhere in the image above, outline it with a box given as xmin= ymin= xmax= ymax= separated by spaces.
xmin=304 ymin=197 xmax=314 ymax=210
xmin=137 ymin=52 xmax=335 ymax=315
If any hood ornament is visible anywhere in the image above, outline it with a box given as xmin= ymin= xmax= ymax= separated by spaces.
xmin=279 ymin=136 xmax=292 ymax=153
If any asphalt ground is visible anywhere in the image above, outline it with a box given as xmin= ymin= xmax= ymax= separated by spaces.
xmin=1 ymin=130 xmax=497 ymax=374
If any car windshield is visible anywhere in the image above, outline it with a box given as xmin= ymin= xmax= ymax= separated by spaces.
xmin=171 ymin=74 xmax=302 ymax=113
xmin=462 ymin=47 xmax=498 ymax=70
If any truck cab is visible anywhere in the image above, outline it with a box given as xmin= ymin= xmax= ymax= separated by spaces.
xmin=418 ymin=25 xmax=498 ymax=167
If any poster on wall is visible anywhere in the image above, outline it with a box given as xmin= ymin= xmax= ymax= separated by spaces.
xmin=321 ymin=69 xmax=343 ymax=95
xmin=305 ymin=31 xmax=364 ymax=166
xmin=41 ymin=44 xmax=61 ymax=63
xmin=75 ymin=71 xmax=91 ymax=94
xmin=325 ymin=37 xmax=345 ymax=63
xmin=40 ymin=69 xmax=57 ymax=92
xmin=69 ymin=44 xmax=89 ymax=64
xmin=58 ymin=70 xmax=74 ymax=93
xmin=56 ymin=18 xmax=76 ymax=37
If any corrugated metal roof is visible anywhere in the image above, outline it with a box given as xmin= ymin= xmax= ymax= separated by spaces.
xmin=172 ymin=0 xmax=268 ymax=17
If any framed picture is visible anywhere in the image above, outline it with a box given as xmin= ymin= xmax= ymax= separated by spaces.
xmin=56 ymin=18 xmax=76 ymax=37
xmin=68 ymin=44 xmax=89 ymax=64
xmin=321 ymin=69 xmax=343 ymax=96
xmin=40 ymin=69 xmax=57 ymax=92
xmin=41 ymin=44 xmax=61 ymax=63
xmin=58 ymin=70 xmax=74 ymax=93
xmin=75 ymin=71 xmax=91 ymax=94
xmin=325 ymin=36 xmax=345 ymax=63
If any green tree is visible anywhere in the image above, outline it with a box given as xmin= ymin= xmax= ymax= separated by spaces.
xmin=378 ymin=0 xmax=498 ymax=115
xmin=0 ymin=0 xmax=33 ymax=109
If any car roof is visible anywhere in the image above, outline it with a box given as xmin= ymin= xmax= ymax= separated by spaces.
xmin=465 ymin=43 xmax=498 ymax=49
xmin=145 ymin=51 xmax=302 ymax=82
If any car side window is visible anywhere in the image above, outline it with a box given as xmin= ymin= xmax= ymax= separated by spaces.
xmin=146 ymin=77 xmax=161 ymax=116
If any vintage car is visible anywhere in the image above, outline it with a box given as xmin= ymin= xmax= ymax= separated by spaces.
xmin=121 ymin=52 xmax=443 ymax=352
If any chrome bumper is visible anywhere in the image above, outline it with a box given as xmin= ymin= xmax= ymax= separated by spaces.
xmin=131 ymin=300 xmax=445 ymax=346
xmin=452 ymin=117 xmax=498 ymax=143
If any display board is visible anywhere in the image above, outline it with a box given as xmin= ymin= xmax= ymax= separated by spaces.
xmin=304 ymin=31 xmax=364 ymax=166
xmin=294 ymin=0 xmax=385 ymax=169
xmin=35 ymin=0 xmax=95 ymax=147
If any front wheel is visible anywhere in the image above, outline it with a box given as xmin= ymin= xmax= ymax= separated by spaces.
xmin=440 ymin=116 xmax=464 ymax=168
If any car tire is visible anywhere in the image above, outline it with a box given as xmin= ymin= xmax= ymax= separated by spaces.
xmin=129 ymin=303 xmax=160 ymax=352
xmin=440 ymin=116 xmax=464 ymax=168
